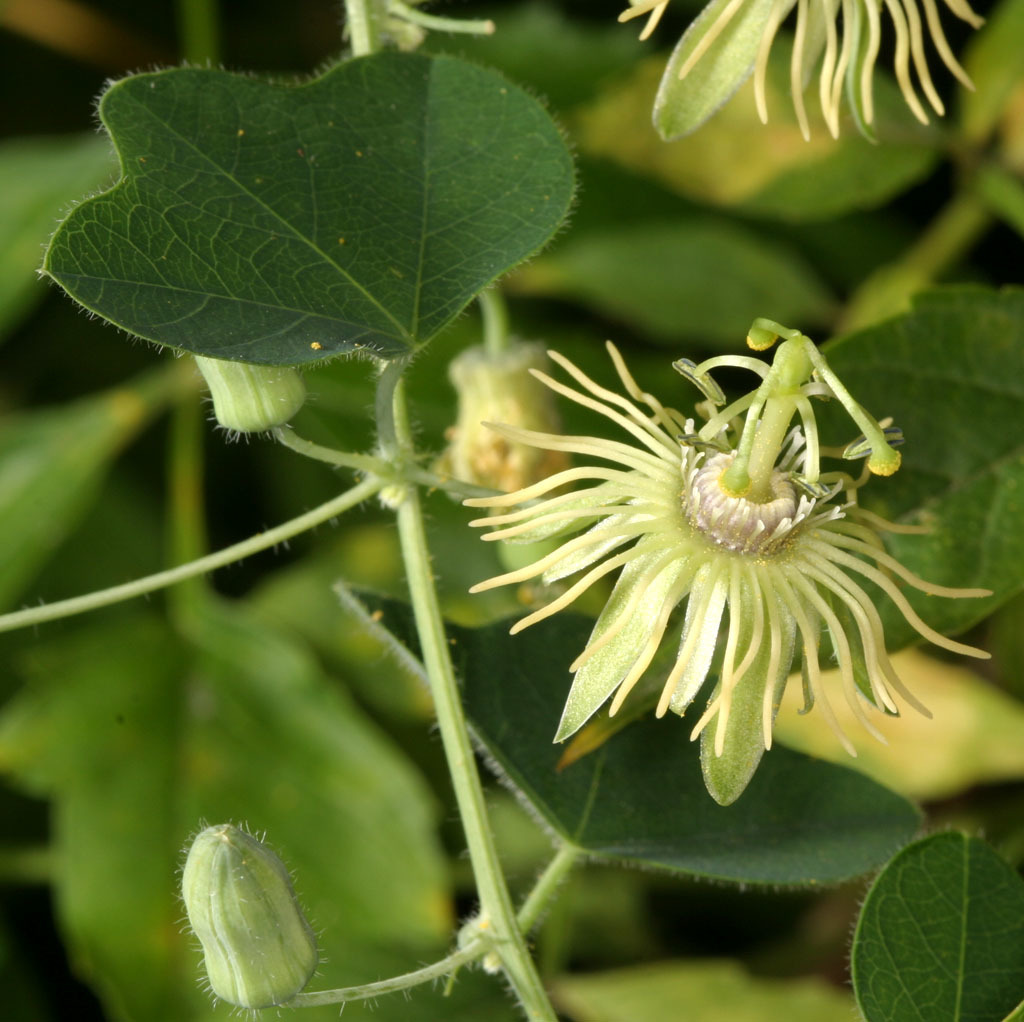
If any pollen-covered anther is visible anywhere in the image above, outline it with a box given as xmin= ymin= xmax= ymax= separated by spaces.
xmin=688 ymin=452 xmax=809 ymax=554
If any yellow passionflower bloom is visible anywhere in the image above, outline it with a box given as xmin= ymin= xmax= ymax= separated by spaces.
xmin=620 ymin=0 xmax=983 ymax=138
xmin=466 ymin=322 xmax=990 ymax=803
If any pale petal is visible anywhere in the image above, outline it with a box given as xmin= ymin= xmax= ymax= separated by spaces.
xmin=663 ymin=560 xmax=730 ymax=715
xmin=654 ymin=0 xmax=782 ymax=140
xmin=555 ymin=551 xmax=694 ymax=740
xmin=698 ymin=569 xmax=795 ymax=805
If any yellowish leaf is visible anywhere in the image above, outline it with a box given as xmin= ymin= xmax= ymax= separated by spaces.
xmin=775 ymin=649 xmax=1024 ymax=800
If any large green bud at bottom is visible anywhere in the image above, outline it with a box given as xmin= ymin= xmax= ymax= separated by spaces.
xmin=182 ymin=824 xmax=317 ymax=1008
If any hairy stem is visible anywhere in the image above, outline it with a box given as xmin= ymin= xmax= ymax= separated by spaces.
xmin=274 ymin=426 xmax=391 ymax=475
xmin=166 ymin=395 xmax=210 ymax=626
xmin=274 ymin=425 xmax=501 ymax=500
xmin=286 ymin=839 xmax=580 ymax=1008
xmin=0 ymin=477 xmax=382 ymax=635
xmin=388 ymin=0 xmax=495 ymax=36
xmin=479 ymin=288 xmax=511 ymax=357
xmin=387 ymin=374 xmax=555 ymax=1019
xmin=289 ymin=945 xmax=484 ymax=1007
xmin=517 ymin=843 xmax=580 ymax=936
xmin=345 ymin=0 xmax=382 ymax=57
xmin=375 ymin=356 xmax=411 ymax=462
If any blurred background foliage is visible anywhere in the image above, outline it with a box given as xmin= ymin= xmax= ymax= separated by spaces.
xmin=0 ymin=0 xmax=1021 ymax=1019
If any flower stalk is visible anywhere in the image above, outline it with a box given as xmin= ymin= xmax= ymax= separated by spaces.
xmin=386 ymin=370 xmax=556 ymax=1018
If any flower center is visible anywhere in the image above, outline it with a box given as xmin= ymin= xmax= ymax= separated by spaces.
xmin=687 ymin=452 xmax=801 ymax=554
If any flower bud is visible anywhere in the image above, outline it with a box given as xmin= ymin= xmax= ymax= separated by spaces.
xmin=195 ymin=355 xmax=306 ymax=433
xmin=182 ymin=824 xmax=317 ymax=1009
xmin=437 ymin=342 xmax=568 ymax=493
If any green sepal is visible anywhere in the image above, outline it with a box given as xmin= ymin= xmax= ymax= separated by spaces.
xmin=841 ymin=1 xmax=879 ymax=142
xmin=700 ymin=583 xmax=797 ymax=805
xmin=555 ymin=543 xmax=692 ymax=741
xmin=195 ymin=355 xmax=306 ymax=433
xmin=667 ymin=561 xmax=729 ymax=713
xmin=653 ymin=0 xmax=779 ymax=140
xmin=541 ymin=508 xmax=639 ymax=581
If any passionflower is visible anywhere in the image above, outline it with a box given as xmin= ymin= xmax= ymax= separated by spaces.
xmin=619 ymin=0 xmax=983 ymax=139
xmin=465 ymin=321 xmax=990 ymax=804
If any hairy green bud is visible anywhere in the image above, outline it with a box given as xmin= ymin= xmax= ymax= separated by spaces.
xmin=182 ymin=824 xmax=317 ymax=1009
xmin=195 ymin=355 xmax=306 ymax=433
xmin=437 ymin=341 xmax=567 ymax=493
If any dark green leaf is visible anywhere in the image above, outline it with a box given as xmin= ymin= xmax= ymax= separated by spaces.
xmin=44 ymin=54 xmax=574 ymax=365
xmin=0 ymin=134 xmax=116 ymax=343
xmin=824 ymin=287 xmax=1024 ymax=646
xmin=346 ymin=592 xmax=922 ymax=886
xmin=852 ymin=832 xmax=1024 ymax=1022
xmin=511 ymin=218 xmax=833 ymax=345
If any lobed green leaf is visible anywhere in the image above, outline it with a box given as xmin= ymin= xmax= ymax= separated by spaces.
xmin=348 ymin=592 xmax=922 ymax=886
xmin=44 ymin=54 xmax=574 ymax=365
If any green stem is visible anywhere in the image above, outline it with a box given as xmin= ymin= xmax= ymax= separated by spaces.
xmin=274 ymin=425 xmax=501 ymax=500
xmin=388 ymin=376 xmax=555 ymax=1019
xmin=290 ymin=944 xmax=483 ymax=1007
xmin=388 ymin=0 xmax=495 ymax=36
xmin=375 ymin=357 xmax=411 ymax=461
xmin=176 ymin=0 xmax=220 ymax=63
xmin=841 ymin=189 xmax=992 ymax=332
xmin=287 ymin=844 xmax=579 ymax=1008
xmin=516 ymin=843 xmax=580 ymax=935
xmin=166 ymin=395 xmax=209 ymax=624
xmin=274 ymin=426 xmax=391 ymax=476
xmin=345 ymin=0 xmax=382 ymax=57
xmin=479 ymin=289 xmax=511 ymax=357
xmin=0 ymin=477 xmax=382 ymax=635
xmin=975 ymin=162 xmax=1024 ymax=239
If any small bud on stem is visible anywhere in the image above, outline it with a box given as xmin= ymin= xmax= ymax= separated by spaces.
xmin=195 ymin=356 xmax=306 ymax=433
xmin=182 ymin=824 xmax=317 ymax=1009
